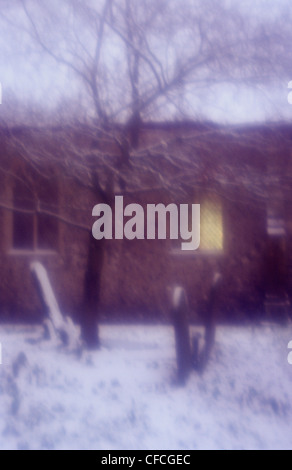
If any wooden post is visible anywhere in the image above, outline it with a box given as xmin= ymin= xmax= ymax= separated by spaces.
xmin=191 ymin=332 xmax=202 ymax=371
xmin=169 ymin=286 xmax=192 ymax=385
xmin=200 ymin=272 xmax=222 ymax=371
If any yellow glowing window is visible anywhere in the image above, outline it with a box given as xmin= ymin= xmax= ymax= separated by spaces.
xmin=200 ymin=194 xmax=223 ymax=251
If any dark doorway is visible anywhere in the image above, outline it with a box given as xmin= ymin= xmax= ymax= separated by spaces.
xmin=265 ymin=236 xmax=287 ymax=296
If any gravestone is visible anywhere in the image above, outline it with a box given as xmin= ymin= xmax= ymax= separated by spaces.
xmin=30 ymin=261 xmax=81 ymax=351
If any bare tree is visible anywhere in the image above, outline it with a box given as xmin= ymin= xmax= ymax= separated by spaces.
xmin=10 ymin=0 xmax=291 ymax=123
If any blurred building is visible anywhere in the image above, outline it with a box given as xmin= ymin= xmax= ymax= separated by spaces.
xmin=0 ymin=121 xmax=292 ymax=323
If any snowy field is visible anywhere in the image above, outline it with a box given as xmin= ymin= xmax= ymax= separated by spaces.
xmin=0 ymin=322 xmax=292 ymax=450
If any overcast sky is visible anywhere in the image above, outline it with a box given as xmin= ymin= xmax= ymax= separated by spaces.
xmin=0 ymin=0 xmax=292 ymax=125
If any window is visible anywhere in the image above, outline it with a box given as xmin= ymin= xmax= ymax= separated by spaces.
xmin=200 ymin=193 xmax=223 ymax=251
xmin=171 ymin=192 xmax=224 ymax=255
xmin=12 ymin=178 xmax=58 ymax=252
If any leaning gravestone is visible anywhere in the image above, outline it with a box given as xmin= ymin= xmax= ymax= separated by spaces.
xmin=30 ymin=261 xmax=81 ymax=351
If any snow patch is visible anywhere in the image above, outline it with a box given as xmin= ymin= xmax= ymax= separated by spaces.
xmin=0 ymin=323 xmax=291 ymax=450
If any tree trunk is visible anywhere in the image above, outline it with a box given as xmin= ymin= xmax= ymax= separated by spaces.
xmin=80 ymin=234 xmax=105 ymax=349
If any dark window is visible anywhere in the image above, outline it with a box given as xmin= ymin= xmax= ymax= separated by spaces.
xmin=12 ymin=178 xmax=58 ymax=251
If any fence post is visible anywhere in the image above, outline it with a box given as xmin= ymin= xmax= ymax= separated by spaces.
xmin=169 ymin=286 xmax=192 ymax=384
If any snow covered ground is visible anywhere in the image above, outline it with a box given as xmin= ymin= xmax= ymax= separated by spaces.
xmin=0 ymin=322 xmax=292 ymax=450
